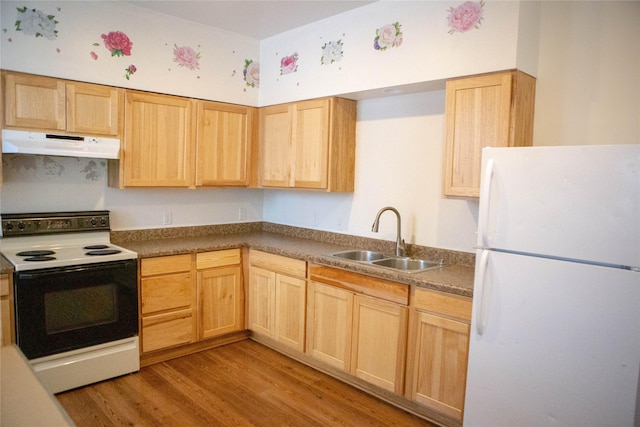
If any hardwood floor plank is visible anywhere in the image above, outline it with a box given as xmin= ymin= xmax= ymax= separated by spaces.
xmin=57 ymin=340 xmax=437 ymax=426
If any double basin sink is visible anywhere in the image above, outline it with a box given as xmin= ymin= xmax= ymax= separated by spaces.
xmin=329 ymin=250 xmax=443 ymax=273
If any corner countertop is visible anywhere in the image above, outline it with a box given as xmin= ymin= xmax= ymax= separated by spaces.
xmin=116 ymin=230 xmax=474 ymax=297
xmin=1 ymin=345 xmax=75 ymax=426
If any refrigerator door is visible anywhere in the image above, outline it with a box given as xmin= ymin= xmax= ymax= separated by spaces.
xmin=464 ymin=249 xmax=640 ymax=427
xmin=477 ymin=145 xmax=640 ymax=268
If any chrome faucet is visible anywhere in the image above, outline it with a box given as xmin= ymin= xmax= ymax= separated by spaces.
xmin=371 ymin=206 xmax=406 ymax=257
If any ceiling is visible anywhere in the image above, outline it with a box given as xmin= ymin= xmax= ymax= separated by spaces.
xmin=123 ymin=1 xmax=376 ymax=39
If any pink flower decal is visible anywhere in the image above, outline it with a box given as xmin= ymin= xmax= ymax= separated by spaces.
xmin=173 ymin=45 xmax=200 ymax=70
xmin=90 ymin=51 xmax=98 ymax=60
xmin=101 ymin=31 xmax=133 ymax=56
xmin=243 ymin=59 xmax=260 ymax=88
xmin=280 ymin=53 xmax=298 ymax=75
xmin=374 ymin=22 xmax=403 ymax=51
xmin=124 ymin=64 xmax=136 ymax=80
xmin=448 ymin=0 xmax=485 ymax=34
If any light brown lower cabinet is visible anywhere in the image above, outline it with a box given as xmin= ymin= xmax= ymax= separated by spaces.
xmin=140 ymin=254 xmax=196 ymax=353
xmin=248 ymin=250 xmax=307 ymax=352
xmin=196 ymin=250 xmax=244 ymax=339
xmin=140 ymin=249 xmax=244 ymax=357
xmin=405 ymin=287 xmax=472 ymax=421
xmin=1 ymin=273 xmax=15 ymax=346
xmin=306 ymin=265 xmax=409 ymax=394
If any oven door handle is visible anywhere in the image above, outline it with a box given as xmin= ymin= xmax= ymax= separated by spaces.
xmin=16 ymin=259 xmax=137 ymax=279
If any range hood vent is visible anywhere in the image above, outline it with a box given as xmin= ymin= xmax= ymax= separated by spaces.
xmin=2 ymin=130 xmax=120 ymax=159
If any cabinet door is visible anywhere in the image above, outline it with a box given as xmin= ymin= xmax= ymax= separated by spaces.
xmin=259 ymin=104 xmax=292 ymax=187
xmin=196 ymin=101 xmax=254 ymax=186
xmin=274 ymin=274 xmax=306 ymax=352
xmin=442 ymin=71 xmax=535 ymax=197
xmin=351 ymin=295 xmax=408 ymax=393
xmin=124 ymin=91 xmax=195 ymax=187
xmin=66 ymin=82 xmax=121 ymax=136
xmin=293 ymin=99 xmax=329 ymax=189
xmin=248 ymin=266 xmax=276 ymax=338
xmin=3 ymin=72 xmax=65 ymax=130
xmin=141 ymin=309 xmax=194 ymax=353
xmin=406 ymin=311 xmax=470 ymax=420
xmin=198 ymin=265 xmax=243 ymax=339
xmin=443 ymin=72 xmax=513 ymax=197
xmin=306 ymin=281 xmax=353 ymax=370
xmin=141 ymin=272 xmax=193 ymax=315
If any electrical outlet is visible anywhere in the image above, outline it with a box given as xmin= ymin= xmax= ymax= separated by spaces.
xmin=238 ymin=207 xmax=247 ymax=221
xmin=162 ymin=211 xmax=172 ymax=225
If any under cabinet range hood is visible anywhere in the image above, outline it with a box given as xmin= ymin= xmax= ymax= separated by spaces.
xmin=2 ymin=130 xmax=121 ymax=159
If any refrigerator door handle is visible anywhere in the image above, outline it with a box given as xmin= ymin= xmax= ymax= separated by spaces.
xmin=478 ymin=158 xmax=495 ymax=248
xmin=475 ymin=249 xmax=491 ymax=336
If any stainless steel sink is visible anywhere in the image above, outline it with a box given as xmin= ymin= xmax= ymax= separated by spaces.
xmin=371 ymin=257 xmax=441 ymax=272
xmin=329 ymin=250 xmax=443 ymax=273
xmin=331 ymin=250 xmax=387 ymax=262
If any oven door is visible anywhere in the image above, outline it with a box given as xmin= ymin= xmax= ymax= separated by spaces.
xmin=14 ymin=259 xmax=138 ymax=359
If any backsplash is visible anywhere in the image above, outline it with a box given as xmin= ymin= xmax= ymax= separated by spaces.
xmin=111 ymin=221 xmax=476 ymax=268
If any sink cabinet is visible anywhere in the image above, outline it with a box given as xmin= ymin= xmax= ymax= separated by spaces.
xmin=248 ymin=250 xmax=307 ymax=352
xmin=2 ymin=70 xmax=123 ymax=136
xmin=405 ymin=287 xmax=472 ymax=421
xmin=442 ymin=70 xmax=536 ymax=197
xmin=307 ymin=264 xmax=409 ymax=394
xmin=258 ymin=97 xmax=356 ymax=192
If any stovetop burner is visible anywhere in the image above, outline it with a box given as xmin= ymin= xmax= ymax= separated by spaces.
xmin=24 ymin=256 xmax=57 ymax=262
xmin=84 ymin=245 xmax=110 ymax=250
xmin=17 ymin=250 xmax=56 ymax=257
xmin=86 ymin=249 xmax=122 ymax=256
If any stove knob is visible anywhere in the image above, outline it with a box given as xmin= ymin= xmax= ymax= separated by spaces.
xmin=90 ymin=218 xmax=98 ymax=226
xmin=100 ymin=218 xmax=108 ymax=226
xmin=17 ymin=222 xmax=25 ymax=230
xmin=5 ymin=223 xmax=14 ymax=231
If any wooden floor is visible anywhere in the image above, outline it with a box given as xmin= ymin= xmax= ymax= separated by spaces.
xmin=57 ymin=339 xmax=437 ymax=426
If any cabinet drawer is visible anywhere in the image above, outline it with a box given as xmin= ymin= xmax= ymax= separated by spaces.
xmin=250 ymin=250 xmax=306 ymax=278
xmin=196 ymin=249 xmax=240 ymax=270
xmin=142 ymin=309 xmax=193 ymax=352
xmin=309 ymin=264 xmax=409 ymax=306
xmin=141 ymin=272 xmax=193 ymax=314
xmin=412 ymin=287 xmax=471 ymax=322
xmin=0 ymin=275 xmax=9 ymax=297
xmin=141 ymin=254 xmax=192 ymax=276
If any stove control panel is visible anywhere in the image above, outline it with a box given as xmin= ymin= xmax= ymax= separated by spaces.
xmin=1 ymin=211 xmax=111 ymax=237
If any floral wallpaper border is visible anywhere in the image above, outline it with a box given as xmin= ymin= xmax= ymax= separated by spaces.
xmin=3 ymin=1 xmax=487 ymax=92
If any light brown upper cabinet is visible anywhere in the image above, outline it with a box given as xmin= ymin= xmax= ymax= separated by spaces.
xmin=442 ymin=70 xmax=536 ymax=198
xmin=2 ymin=70 xmax=122 ymax=136
xmin=196 ymin=101 xmax=256 ymax=187
xmin=259 ymin=97 xmax=356 ymax=192
xmin=122 ymin=90 xmax=196 ymax=187
xmin=115 ymin=93 xmax=255 ymax=189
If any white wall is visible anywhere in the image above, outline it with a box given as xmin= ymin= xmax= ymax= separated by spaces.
xmin=259 ymin=0 xmax=531 ymax=105
xmin=533 ymin=1 xmax=639 ymax=146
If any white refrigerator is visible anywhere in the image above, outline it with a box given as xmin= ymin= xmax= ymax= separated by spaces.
xmin=463 ymin=145 xmax=640 ymax=427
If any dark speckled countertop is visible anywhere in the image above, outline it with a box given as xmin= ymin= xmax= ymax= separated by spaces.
xmin=113 ymin=223 xmax=475 ymax=297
